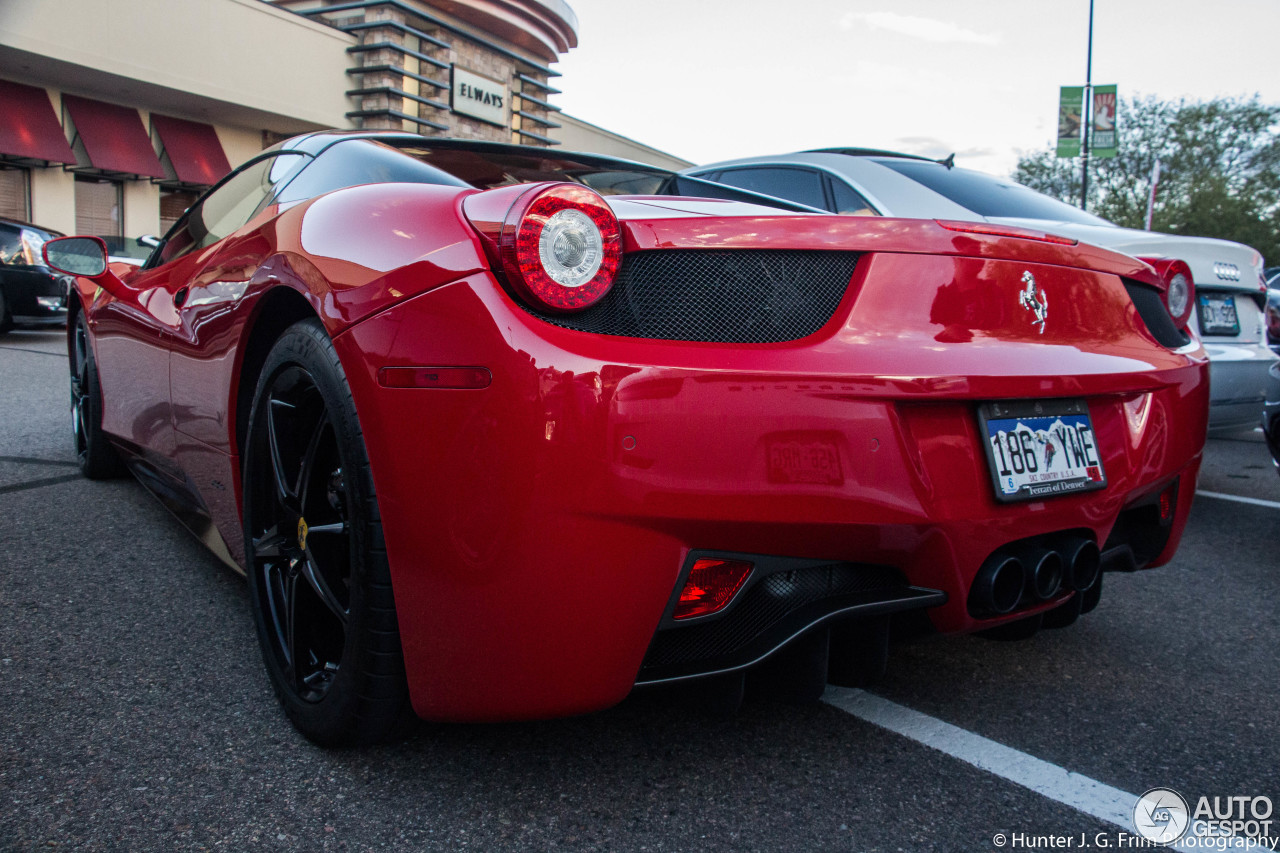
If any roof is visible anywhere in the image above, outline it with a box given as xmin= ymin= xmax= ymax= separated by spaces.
xmin=803 ymin=147 xmax=936 ymax=162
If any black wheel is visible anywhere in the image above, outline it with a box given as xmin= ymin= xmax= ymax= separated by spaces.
xmin=828 ymin=616 xmax=890 ymax=688
xmin=69 ymin=312 xmax=126 ymax=479
xmin=242 ymin=319 xmax=409 ymax=745
xmin=0 ymin=289 xmax=11 ymax=333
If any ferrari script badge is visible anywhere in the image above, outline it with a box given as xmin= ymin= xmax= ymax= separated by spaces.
xmin=297 ymin=517 xmax=309 ymax=551
xmin=1019 ymin=271 xmax=1047 ymax=333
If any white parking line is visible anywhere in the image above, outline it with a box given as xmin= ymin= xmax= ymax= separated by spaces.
xmin=1197 ymin=490 xmax=1280 ymax=510
xmin=823 ymin=688 xmax=1261 ymax=851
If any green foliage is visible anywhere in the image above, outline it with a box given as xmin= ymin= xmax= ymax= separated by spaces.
xmin=1013 ymin=95 xmax=1280 ymax=263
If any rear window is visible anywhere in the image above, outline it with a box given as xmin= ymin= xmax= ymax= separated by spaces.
xmin=875 ymin=159 xmax=1111 ymax=225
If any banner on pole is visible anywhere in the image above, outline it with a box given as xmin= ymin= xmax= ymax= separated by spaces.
xmin=1091 ymin=84 xmax=1118 ymax=158
xmin=1056 ymin=87 xmax=1085 ymax=157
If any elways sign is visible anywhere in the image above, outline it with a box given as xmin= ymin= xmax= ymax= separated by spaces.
xmin=451 ymin=66 xmax=508 ymax=127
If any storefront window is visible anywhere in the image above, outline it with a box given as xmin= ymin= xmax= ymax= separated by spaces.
xmin=0 ymin=167 xmax=30 ymax=222
xmin=74 ymin=176 xmax=123 ymax=239
xmin=160 ymin=189 xmax=198 ymax=235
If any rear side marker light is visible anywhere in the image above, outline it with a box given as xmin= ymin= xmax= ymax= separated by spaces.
xmin=378 ymin=366 xmax=492 ymax=389
xmin=935 ymin=219 xmax=1078 ymax=246
xmin=673 ymin=558 xmax=754 ymax=620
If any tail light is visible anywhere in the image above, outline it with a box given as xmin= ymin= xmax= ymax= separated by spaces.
xmin=1138 ymin=257 xmax=1195 ymax=330
xmin=462 ymin=182 xmax=622 ymax=313
xmin=673 ymin=558 xmax=753 ymax=620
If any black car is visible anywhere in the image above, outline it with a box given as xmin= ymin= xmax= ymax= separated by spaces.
xmin=0 ymin=218 xmax=72 ymax=332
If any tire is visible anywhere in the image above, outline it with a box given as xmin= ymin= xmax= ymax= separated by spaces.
xmin=69 ymin=312 xmax=127 ymax=479
xmin=242 ymin=319 xmax=410 ymax=746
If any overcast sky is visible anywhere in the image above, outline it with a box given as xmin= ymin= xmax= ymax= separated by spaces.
xmin=551 ymin=0 xmax=1280 ymax=176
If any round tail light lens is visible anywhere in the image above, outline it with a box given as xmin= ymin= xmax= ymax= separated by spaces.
xmin=503 ymin=184 xmax=622 ymax=313
xmin=1166 ymin=271 xmax=1191 ymax=320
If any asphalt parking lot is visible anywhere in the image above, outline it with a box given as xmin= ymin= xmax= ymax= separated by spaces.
xmin=1 ymin=326 xmax=1277 ymax=853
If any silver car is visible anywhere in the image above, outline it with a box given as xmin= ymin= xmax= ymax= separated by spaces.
xmin=684 ymin=150 xmax=1274 ymax=433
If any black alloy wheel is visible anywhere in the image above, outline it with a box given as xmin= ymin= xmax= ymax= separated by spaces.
xmin=69 ymin=312 xmax=126 ymax=479
xmin=243 ymin=319 xmax=409 ymax=745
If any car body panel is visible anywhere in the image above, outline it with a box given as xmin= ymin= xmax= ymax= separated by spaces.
xmin=65 ymin=133 xmax=1209 ymax=723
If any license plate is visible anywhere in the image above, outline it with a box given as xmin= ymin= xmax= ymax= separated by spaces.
xmin=767 ymin=433 xmax=844 ymax=485
xmin=978 ymin=400 xmax=1106 ymax=502
xmin=1198 ymin=293 xmax=1241 ymax=336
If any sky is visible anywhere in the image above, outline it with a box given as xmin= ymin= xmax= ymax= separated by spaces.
xmin=550 ymin=0 xmax=1280 ymax=177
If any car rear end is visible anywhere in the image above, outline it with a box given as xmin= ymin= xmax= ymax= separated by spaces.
xmin=333 ymin=190 xmax=1208 ymax=721
xmin=1183 ymin=244 xmax=1273 ymax=432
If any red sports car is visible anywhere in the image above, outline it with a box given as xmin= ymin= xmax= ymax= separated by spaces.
xmin=43 ymin=132 xmax=1207 ymax=744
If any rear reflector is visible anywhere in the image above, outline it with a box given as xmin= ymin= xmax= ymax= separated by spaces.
xmin=1158 ymin=479 xmax=1178 ymax=525
xmin=378 ymin=367 xmax=492 ymax=389
xmin=673 ymin=558 xmax=753 ymax=620
xmin=935 ymin=219 xmax=1078 ymax=246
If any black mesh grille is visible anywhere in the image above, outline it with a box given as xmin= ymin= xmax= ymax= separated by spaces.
xmin=642 ymin=563 xmax=904 ymax=671
xmin=1123 ymin=281 xmax=1191 ymax=349
xmin=526 ymin=250 xmax=859 ymax=343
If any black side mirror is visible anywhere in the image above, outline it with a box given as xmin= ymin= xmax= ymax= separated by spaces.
xmin=43 ymin=236 xmax=109 ymax=277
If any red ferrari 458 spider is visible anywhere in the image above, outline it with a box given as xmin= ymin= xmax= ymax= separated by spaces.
xmin=42 ymin=132 xmax=1207 ymax=744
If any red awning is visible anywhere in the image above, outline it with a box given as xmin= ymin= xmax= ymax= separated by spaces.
xmin=0 ymin=79 xmax=76 ymax=165
xmin=62 ymin=94 xmax=164 ymax=179
xmin=152 ymin=114 xmax=231 ymax=187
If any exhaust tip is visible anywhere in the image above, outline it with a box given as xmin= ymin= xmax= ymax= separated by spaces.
xmin=970 ymin=553 xmax=1025 ymax=616
xmin=1026 ymin=547 xmax=1064 ymax=601
xmin=1061 ymin=538 xmax=1101 ymax=591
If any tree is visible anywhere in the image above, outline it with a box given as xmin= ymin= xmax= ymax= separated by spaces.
xmin=1013 ymin=95 xmax=1280 ymax=264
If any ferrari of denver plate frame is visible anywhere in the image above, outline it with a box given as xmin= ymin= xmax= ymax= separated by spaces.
xmin=44 ymin=131 xmax=1208 ymax=744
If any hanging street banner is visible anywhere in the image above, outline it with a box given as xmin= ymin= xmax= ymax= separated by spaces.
xmin=1091 ymin=84 xmax=1118 ymax=158
xmin=1057 ymin=86 xmax=1084 ymax=157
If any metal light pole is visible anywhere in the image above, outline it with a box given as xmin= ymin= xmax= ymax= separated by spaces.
xmin=1080 ymin=0 xmax=1094 ymax=211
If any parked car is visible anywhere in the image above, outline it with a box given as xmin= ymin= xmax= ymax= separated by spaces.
xmin=1263 ymin=359 xmax=1280 ymax=471
xmin=44 ymin=131 xmax=1208 ymax=744
xmin=0 ymin=217 xmax=72 ymax=332
xmin=684 ymin=150 xmax=1273 ymax=433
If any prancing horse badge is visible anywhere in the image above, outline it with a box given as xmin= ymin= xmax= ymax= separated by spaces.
xmin=1019 ymin=271 xmax=1047 ymax=333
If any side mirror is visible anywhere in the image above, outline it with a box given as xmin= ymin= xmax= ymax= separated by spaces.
xmin=43 ymin=236 xmax=108 ymax=276
xmin=43 ymin=236 xmax=133 ymax=299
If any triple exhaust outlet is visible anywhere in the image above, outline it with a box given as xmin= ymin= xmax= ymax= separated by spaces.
xmin=969 ymin=537 xmax=1101 ymax=617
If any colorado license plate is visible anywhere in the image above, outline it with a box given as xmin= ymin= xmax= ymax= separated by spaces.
xmin=1198 ymin=293 xmax=1241 ymax=336
xmin=979 ymin=400 xmax=1106 ymax=503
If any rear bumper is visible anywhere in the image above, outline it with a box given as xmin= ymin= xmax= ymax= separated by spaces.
xmin=336 ymin=271 xmax=1209 ymax=722
xmin=1203 ymin=340 xmax=1277 ymax=432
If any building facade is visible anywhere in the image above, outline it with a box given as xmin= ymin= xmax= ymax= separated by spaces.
xmin=0 ymin=0 xmax=586 ymax=241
